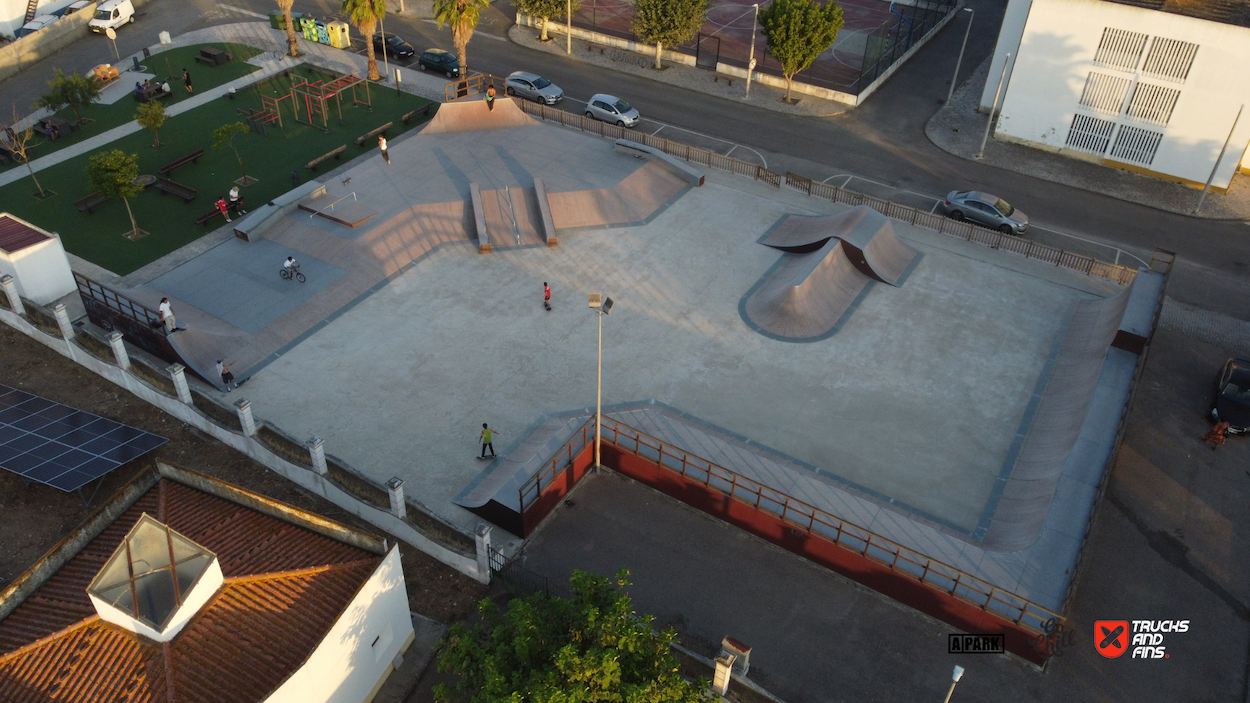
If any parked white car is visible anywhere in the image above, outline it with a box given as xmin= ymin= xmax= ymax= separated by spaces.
xmin=89 ymin=0 xmax=135 ymax=33
xmin=16 ymin=15 xmax=58 ymax=38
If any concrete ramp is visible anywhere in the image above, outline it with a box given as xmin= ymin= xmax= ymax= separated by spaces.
xmin=418 ymin=97 xmax=537 ymax=135
xmin=167 ymin=327 xmax=236 ymax=391
xmin=761 ymin=206 xmax=918 ymax=285
xmin=760 ymin=207 xmax=869 ymax=253
xmin=742 ymin=239 xmax=872 ymax=341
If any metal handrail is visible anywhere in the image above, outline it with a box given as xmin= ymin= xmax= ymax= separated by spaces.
xmin=516 ymin=100 xmax=1138 ymax=287
xmin=309 ymin=191 xmax=356 ymax=218
xmin=524 ymin=413 xmax=1064 ymax=636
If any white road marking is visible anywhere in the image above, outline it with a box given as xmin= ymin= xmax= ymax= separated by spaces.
xmin=217 ymin=4 xmax=268 ymax=19
xmin=651 ymin=124 xmax=665 ymax=136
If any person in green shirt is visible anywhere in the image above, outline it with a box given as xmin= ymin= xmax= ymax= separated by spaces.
xmin=480 ymin=423 xmax=499 ymax=458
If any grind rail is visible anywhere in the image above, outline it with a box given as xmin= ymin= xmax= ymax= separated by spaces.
xmin=518 ymin=415 xmax=1064 ymax=637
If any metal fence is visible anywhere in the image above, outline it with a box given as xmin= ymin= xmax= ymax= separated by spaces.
xmin=855 ymin=0 xmax=957 ymax=92
xmin=518 ymin=417 xmax=595 ymax=514
xmin=516 ymin=99 xmax=1140 ymax=287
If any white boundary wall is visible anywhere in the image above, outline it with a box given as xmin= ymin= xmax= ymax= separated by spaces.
xmin=987 ymin=0 xmax=1250 ymax=188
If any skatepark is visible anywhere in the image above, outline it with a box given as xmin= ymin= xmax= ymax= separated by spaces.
xmin=4 ymin=90 xmax=1164 ymax=663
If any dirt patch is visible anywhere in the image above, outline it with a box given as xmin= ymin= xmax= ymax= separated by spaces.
xmin=129 ymin=358 xmax=177 ymax=395
xmin=257 ymin=424 xmax=313 ymax=467
xmin=192 ymin=390 xmax=243 ymax=431
xmin=328 ymin=459 xmax=391 ymax=509
xmin=21 ymin=303 xmax=61 ymax=337
xmin=0 ymin=322 xmax=485 ymax=622
xmin=73 ymin=329 xmax=114 ymax=363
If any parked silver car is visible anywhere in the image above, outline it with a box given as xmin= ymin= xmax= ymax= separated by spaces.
xmin=505 ymin=71 xmax=563 ymax=104
xmin=584 ymin=94 xmax=640 ymax=127
xmin=940 ymin=190 xmax=1029 ymax=235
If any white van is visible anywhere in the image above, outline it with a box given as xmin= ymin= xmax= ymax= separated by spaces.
xmin=89 ymin=0 xmax=135 ymax=33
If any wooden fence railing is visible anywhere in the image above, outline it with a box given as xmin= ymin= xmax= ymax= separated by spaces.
xmin=516 ymin=100 xmax=1139 ymax=287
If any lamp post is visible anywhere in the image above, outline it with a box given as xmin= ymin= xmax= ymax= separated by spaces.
xmin=941 ymin=665 xmax=965 ymax=703
xmin=745 ymin=4 xmax=759 ymax=99
xmin=944 ymin=7 xmax=973 ymax=107
xmin=977 ymin=52 xmax=1010 ymax=160
xmin=1195 ymin=103 xmax=1244 ymax=214
xmin=567 ymin=0 xmax=572 ymax=54
xmin=378 ymin=9 xmax=391 ymax=82
xmin=588 ymin=293 xmax=613 ymax=467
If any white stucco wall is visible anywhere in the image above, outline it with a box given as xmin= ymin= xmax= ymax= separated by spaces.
xmin=265 ymin=546 xmax=414 ymax=703
xmin=994 ymin=0 xmax=1250 ymax=189
xmin=979 ymin=0 xmax=1032 ymax=111
xmin=0 ymin=233 xmax=77 ymax=304
xmin=2 ymin=0 xmax=80 ymax=37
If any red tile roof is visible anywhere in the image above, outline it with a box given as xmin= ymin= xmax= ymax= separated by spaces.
xmin=0 ymin=479 xmax=383 ymax=703
xmin=0 ymin=215 xmax=51 ymax=254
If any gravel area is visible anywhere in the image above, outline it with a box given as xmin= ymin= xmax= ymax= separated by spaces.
xmin=507 ymin=25 xmax=852 ymax=118
xmin=926 ymin=57 xmax=1250 ymax=220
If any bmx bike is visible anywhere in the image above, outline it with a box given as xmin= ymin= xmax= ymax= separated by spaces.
xmin=279 ymin=267 xmax=306 ymax=283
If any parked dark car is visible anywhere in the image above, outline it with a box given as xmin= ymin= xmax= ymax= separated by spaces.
xmin=940 ymin=190 xmax=1029 ymax=235
xmin=1211 ymin=358 xmax=1250 ymax=434
xmin=372 ymin=32 xmax=415 ymax=59
xmin=416 ymin=48 xmax=459 ymax=78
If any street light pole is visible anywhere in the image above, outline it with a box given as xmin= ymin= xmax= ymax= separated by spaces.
xmin=588 ymin=294 xmax=613 ymax=467
xmin=1195 ymin=103 xmax=1244 ymax=214
xmin=941 ymin=665 xmax=965 ymax=703
xmin=977 ymin=52 xmax=1010 ymax=160
xmin=379 ymin=10 xmax=390 ymax=82
xmin=567 ymin=0 xmax=572 ymax=55
xmin=745 ymin=4 xmax=759 ymax=99
xmin=944 ymin=8 xmax=973 ymax=107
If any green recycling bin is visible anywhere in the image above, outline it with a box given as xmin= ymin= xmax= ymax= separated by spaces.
xmin=300 ymin=16 xmax=319 ymax=41
xmin=268 ymin=10 xmax=284 ymax=29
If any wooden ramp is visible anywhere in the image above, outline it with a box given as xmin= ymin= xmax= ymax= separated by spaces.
xmin=418 ymin=97 xmax=537 ymax=135
xmin=760 ymin=205 xmax=919 ymax=286
xmin=743 ymin=239 xmax=872 ymax=341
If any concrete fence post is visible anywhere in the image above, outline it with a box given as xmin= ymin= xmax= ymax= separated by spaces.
xmin=51 ymin=303 xmax=74 ymax=340
xmin=0 ymin=275 xmax=22 ymax=316
xmin=234 ymin=398 xmax=257 ymax=436
xmin=106 ymin=331 xmax=130 ymax=370
xmin=712 ymin=653 xmax=735 ymax=696
xmin=167 ymin=364 xmax=192 ymax=405
xmin=386 ymin=477 xmax=406 ymax=519
xmin=308 ymin=436 xmax=328 ymax=475
xmin=475 ymin=523 xmax=492 ymax=582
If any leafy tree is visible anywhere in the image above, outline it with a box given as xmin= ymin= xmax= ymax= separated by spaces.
xmin=275 ymin=0 xmax=302 ymax=58
xmin=32 ymin=69 xmax=102 ymax=124
xmin=757 ymin=0 xmax=844 ymax=102
xmin=435 ymin=569 xmax=707 ymax=703
xmin=212 ymin=122 xmax=253 ymax=182
xmin=0 ymin=113 xmax=47 ymax=197
xmin=342 ymin=0 xmax=386 ymax=81
xmin=432 ymin=0 xmax=491 ymax=78
xmin=517 ymin=0 xmax=580 ymax=42
xmin=86 ymin=150 xmax=143 ymax=238
xmin=135 ymin=100 xmax=166 ymax=148
xmin=631 ymin=0 xmax=708 ymax=69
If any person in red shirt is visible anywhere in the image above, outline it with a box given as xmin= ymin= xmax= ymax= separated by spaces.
xmin=543 ymin=282 xmax=551 ymax=311
xmin=216 ymin=196 xmax=231 ymax=223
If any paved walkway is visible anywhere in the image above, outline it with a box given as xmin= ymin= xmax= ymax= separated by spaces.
xmin=926 ymin=57 xmax=1250 ymax=221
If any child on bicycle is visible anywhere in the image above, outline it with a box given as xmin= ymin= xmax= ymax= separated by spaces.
xmin=284 ymin=257 xmax=300 ymax=273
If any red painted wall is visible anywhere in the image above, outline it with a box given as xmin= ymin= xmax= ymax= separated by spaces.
xmin=521 ymin=443 xmax=595 ymax=536
xmin=600 ymin=444 xmax=1048 ymax=665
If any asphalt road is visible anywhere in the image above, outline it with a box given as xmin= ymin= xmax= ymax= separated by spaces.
xmin=2 ymin=0 xmax=1247 ymax=318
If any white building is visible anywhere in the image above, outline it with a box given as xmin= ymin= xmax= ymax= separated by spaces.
xmin=0 ymin=213 xmax=76 ymax=305
xmin=1 ymin=0 xmax=80 ymax=37
xmin=981 ymin=0 xmax=1250 ymax=191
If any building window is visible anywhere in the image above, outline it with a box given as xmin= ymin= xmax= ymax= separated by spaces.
xmin=1078 ymin=72 xmax=1131 ymax=114
xmin=1065 ymin=114 xmax=1118 ymax=155
xmin=1093 ymin=28 xmax=1148 ymax=70
xmin=1109 ymin=125 xmax=1164 ymax=164
xmin=1125 ymin=82 xmax=1181 ymax=125
xmin=1140 ymin=37 xmax=1199 ymax=82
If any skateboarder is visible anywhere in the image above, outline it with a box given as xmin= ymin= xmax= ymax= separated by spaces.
xmin=378 ymin=135 xmax=390 ymax=164
xmin=480 ymin=423 xmax=499 ymax=458
xmin=216 ymin=359 xmax=237 ymax=391
xmin=216 ymin=196 xmax=231 ymax=223
xmin=182 ymin=68 xmax=193 ymax=95
xmin=544 ymin=282 xmax=551 ymax=311
xmin=485 ymin=85 xmax=496 ymax=111
xmin=158 ymin=298 xmax=176 ymax=334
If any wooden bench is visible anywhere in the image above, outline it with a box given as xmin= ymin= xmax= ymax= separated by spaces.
xmin=154 ymin=177 xmax=197 ymax=203
xmin=305 ymin=145 xmax=346 ymax=171
xmin=354 ymin=121 xmax=393 ymax=147
xmin=158 ymin=149 xmax=205 ymax=176
xmin=74 ymin=192 xmax=108 ymax=213
xmin=401 ymin=104 xmax=432 ymax=125
xmin=195 ymin=207 xmax=224 ymax=226
xmin=75 ymin=192 xmax=108 ymax=213
xmin=713 ymin=74 xmax=735 ymax=87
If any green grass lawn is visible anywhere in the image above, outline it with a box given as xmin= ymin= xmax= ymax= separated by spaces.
xmin=1 ymin=67 xmax=434 ymax=276
xmin=2 ymin=43 xmax=264 ymax=174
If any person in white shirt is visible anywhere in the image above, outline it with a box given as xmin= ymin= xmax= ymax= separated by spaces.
xmin=284 ymin=256 xmax=299 ymax=272
xmin=228 ymin=186 xmax=246 ymax=215
xmin=158 ymin=298 xmax=176 ymax=333
xmin=378 ymin=135 xmax=389 ymax=164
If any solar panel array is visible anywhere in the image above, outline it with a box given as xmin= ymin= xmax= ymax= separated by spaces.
xmin=0 ymin=385 xmax=167 ymax=492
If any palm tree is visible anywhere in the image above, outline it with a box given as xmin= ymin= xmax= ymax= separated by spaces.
xmin=433 ymin=0 xmax=490 ymax=79
xmin=275 ymin=0 xmax=301 ymax=57
xmin=342 ymin=0 xmax=386 ymax=81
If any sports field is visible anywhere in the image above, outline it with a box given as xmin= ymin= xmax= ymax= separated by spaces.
xmin=0 ymin=65 xmax=433 ymax=276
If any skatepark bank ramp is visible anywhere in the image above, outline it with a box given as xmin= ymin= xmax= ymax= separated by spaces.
xmin=761 ymin=205 xmax=918 ymax=285
xmin=419 ymin=96 xmax=537 ymax=135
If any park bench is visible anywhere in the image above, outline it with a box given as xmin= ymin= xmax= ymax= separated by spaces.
xmin=713 ymin=74 xmax=735 ymax=87
xmin=74 ymin=192 xmax=108 ymax=213
xmin=154 ymin=177 xmax=197 ymax=203
xmin=585 ymin=42 xmax=607 ymax=55
xmin=195 ymin=207 xmax=224 ymax=226
xmin=305 ymin=145 xmax=346 ymax=171
xmin=354 ymin=121 xmax=393 ymax=147
xmin=158 ymin=148 xmax=205 ymax=176
xmin=401 ymin=104 xmax=432 ymax=125
xmin=194 ymin=47 xmax=231 ymax=66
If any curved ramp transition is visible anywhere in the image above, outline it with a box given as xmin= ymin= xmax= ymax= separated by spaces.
xmin=418 ymin=97 xmax=537 ymax=135
xmin=760 ymin=206 xmax=918 ymax=286
xmin=742 ymin=240 xmax=872 ymax=341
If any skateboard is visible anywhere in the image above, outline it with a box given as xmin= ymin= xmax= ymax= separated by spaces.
xmin=476 ymin=455 xmax=496 ymax=460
